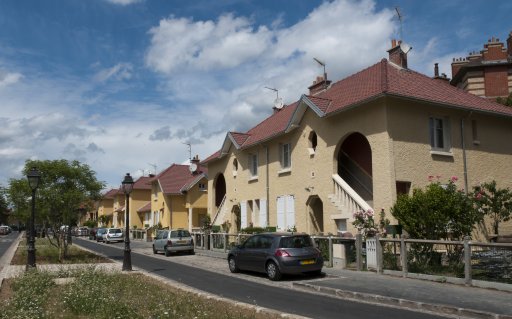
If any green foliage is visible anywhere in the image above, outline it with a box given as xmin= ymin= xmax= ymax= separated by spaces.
xmin=496 ymin=92 xmax=512 ymax=107
xmin=83 ymin=219 xmax=97 ymax=228
xmin=391 ymin=177 xmax=479 ymax=240
xmin=6 ymin=159 xmax=104 ymax=260
xmin=0 ymin=187 xmax=9 ymax=225
xmin=472 ymin=180 xmax=512 ymax=236
xmin=240 ymin=226 xmax=266 ymax=234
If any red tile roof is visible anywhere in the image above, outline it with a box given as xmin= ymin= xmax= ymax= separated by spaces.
xmin=152 ymin=164 xmax=207 ymax=195
xmin=204 ymin=58 xmax=512 ymax=163
xmin=133 ymin=176 xmax=152 ymax=190
xmin=137 ymin=202 xmax=151 ymax=213
xmin=103 ymin=188 xmax=119 ymax=199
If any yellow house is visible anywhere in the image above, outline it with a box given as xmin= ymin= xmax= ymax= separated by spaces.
xmin=149 ymin=158 xmax=208 ymax=231
xmin=112 ymin=176 xmax=152 ymax=229
xmin=97 ymin=188 xmax=118 ymax=227
xmin=204 ymin=40 xmax=512 ymax=238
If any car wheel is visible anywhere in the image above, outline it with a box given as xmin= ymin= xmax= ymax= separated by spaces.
xmin=189 ymin=250 xmax=195 ymax=255
xmin=164 ymin=247 xmax=171 ymax=257
xmin=228 ymin=256 xmax=239 ymax=273
xmin=266 ymin=261 xmax=282 ymax=281
xmin=152 ymin=245 xmax=157 ymax=254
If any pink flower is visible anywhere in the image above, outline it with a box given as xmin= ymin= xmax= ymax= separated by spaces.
xmin=428 ymin=175 xmax=434 ymax=182
xmin=450 ymin=176 xmax=458 ymax=182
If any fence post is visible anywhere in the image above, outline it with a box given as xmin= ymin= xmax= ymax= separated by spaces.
xmin=328 ymin=236 xmax=333 ymax=268
xmin=464 ymin=236 xmax=472 ymax=286
xmin=224 ymin=233 xmax=227 ymax=253
xmin=400 ymin=235 xmax=408 ymax=277
xmin=356 ymin=234 xmax=363 ymax=271
xmin=376 ymin=235 xmax=383 ymax=274
xmin=237 ymin=234 xmax=240 ymax=245
xmin=209 ymin=233 xmax=213 ymax=251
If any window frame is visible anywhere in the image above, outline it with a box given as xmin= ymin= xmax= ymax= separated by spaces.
xmin=248 ymin=153 xmax=258 ymax=178
xmin=429 ymin=116 xmax=452 ymax=154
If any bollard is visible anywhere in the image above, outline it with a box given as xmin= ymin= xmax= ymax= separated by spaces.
xmin=224 ymin=233 xmax=228 ymax=252
xmin=328 ymin=236 xmax=333 ymax=268
xmin=400 ymin=235 xmax=408 ymax=277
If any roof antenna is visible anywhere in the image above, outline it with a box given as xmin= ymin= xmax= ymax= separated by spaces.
xmin=265 ymin=86 xmax=283 ymax=109
xmin=313 ymin=57 xmax=327 ymax=89
xmin=395 ymin=6 xmax=403 ymax=42
xmin=183 ymin=142 xmax=191 ymax=162
xmin=147 ymin=163 xmax=157 ymax=175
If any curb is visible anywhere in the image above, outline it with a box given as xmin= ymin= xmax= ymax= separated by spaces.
xmin=292 ymin=282 xmax=512 ymax=319
xmin=0 ymin=232 xmax=24 ymax=288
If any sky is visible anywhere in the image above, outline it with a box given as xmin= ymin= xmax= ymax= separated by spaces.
xmin=1 ymin=0 xmax=511 ymax=191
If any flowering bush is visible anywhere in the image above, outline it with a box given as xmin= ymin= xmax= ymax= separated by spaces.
xmin=352 ymin=209 xmax=378 ymax=238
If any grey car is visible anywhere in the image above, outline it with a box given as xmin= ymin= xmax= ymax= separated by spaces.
xmin=95 ymin=228 xmax=107 ymax=242
xmin=104 ymin=228 xmax=123 ymax=243
xmin=152 ymin=229 xmax=194 ymax=256
xmin=227 ymin=232 xmax=323 ymax=281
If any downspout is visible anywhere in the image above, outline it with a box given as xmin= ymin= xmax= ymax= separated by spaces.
xmin=461 ymin=113 xmax=471 ymax=194
xmin=265 ymin=145 xmax=270 ymax=227
xmin=169 ymin=195 xmax=173 ymax=228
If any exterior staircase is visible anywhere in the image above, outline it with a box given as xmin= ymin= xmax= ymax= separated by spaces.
xmin=212 ymin=194 xmax=227 ymax=226
xmin=328 ymin=174 xmax=373 ymax=219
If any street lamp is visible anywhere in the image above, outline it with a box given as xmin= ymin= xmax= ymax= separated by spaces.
xmin=26 ymin=167 xmax=41 ymax=270
xmin=122 ymin=173 xmax=134 ymax=271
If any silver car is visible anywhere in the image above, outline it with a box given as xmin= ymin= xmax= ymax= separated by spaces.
xmin=104 ymin=228 xmax=123 ymax=244
xmin=152 ymin=229 xmax=194 ymax=256
xmin=227 ymin=232 xmax=323 ymax=281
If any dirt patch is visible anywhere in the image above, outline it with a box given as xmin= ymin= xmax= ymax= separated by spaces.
xmin=0 ymin=278 xmax=14 ymax=301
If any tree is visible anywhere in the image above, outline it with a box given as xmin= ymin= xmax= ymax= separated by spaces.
xmin=0 ymin=187 xmax=9 ymax=225
xmin=7 ymin=159 xmax=104 ymax=261
xmin=472 ymin=180 xmax=512 ymax=237
xmin=391 ymin=177 xmax=479 ymax=240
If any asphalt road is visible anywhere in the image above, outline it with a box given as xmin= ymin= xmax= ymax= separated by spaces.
xmin=76 ymin=238 xmax=448 ymax=319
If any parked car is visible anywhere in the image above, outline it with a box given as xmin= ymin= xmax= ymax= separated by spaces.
xmin=153 ymin=229 xmax=194 ymax=256
xmin=95 ymin=228 xmax=107 ymax=242
xmin=104 ymin=228 xmax=123 ymax=244
xmin=227 ymin=232 xmax=323 ymax=281
xmin=0 ymin=225 xmax=12 ymax=235
xmin=77 ymin=227 xmax=89 ymax=236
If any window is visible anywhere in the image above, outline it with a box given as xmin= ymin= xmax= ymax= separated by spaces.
xmin=198 ymin=183 xmax=206 ymax=191
xmin=308 ymin=131 xmax=318 ymax=155
xmin=396 ymin=181 xmax=411 ymax=196
xmin=280 ymin=143 xmax=291 ymax=169
xmin=472 ymin=120 xmax=480 ymax=145
xmin=429 ymin=117 xmax=451 ymax=152
xmin=335 ymin=219 xmax=347 ymax=233
xmin=232 ymin=158 xmax=238 ymax=176
xmin=276 ymin=195 xmax=295 ymax=230
xmin=249 ymin=153 xmax=258 ymax=177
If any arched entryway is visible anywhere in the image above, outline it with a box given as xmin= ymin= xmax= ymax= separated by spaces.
xmin=337 ymin=132 xmax=373 ymax=205
xmin=307 ymin=195 xmax=324 ymax=235
xmin=214 ymin=173 xmax=226 ymax=208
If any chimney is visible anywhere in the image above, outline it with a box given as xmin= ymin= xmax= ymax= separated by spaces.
xmin=434 ymin=63 xmax=439 ymax=77
xmin=308 ymin=75 xmax=332 ymax=96
xmin=387 ymin=39 xmax=409 ymax=68
xmin=433 ymin=63 xmax=450 ymax=83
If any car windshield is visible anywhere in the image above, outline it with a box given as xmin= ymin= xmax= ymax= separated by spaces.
xmin=279 ymin=236 xmax=313 ymax=248
xmin=111 ymin=229 xmax=122 ymax=234
xmin=170 ymin=230 xmax=190 ymax=238
xmin=97 ymin=229 xmax=106 ymax=234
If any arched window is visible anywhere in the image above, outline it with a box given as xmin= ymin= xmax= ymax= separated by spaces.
xmin=232 ymin=158 xmax=238 ymax=176
xmin=308 ymin=131 xmax=318 ymax=154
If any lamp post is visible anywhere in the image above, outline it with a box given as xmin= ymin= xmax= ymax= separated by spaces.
xmin=26 ymin=167 xmax=41 ymax=270
xmin=122 ymin=173 xmax=134 ymax=271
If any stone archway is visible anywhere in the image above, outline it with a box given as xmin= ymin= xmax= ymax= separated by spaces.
xmin=336 ymin=132 xmax=373 ymax=204
xmin=307 ymin=195 xmax=324 ymax=235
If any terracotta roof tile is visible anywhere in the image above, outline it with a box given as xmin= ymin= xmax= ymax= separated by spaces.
xmin=230 ymin=132 xmax=250 ymax=147
xmin=103 ymin=188 xmax=119 ymax=199
xmin=133 ymin=176 xmax=152 ymax=190
xmin=153 ymin=164 xmax=207 ymax=194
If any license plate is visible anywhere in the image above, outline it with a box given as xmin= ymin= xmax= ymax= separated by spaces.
xmin=300 ymin=259 xmax=315 ymax=265
xmin=177 ymin=240 xmax=187 ymax=244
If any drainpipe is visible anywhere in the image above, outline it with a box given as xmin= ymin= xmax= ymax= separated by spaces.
xmin=265 ymin=145 xmax=270 ymax=227
xmin=461 ymin=115 xmax=469 ymax=194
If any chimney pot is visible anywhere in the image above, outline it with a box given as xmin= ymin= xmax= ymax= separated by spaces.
xmin=434 ymin=63 xmax=439 ymax=77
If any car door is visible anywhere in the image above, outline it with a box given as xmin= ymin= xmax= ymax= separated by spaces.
xmin=236 ymin=235 xmax=259 ymax=271
xmin=155 ymin=231 xmax=167 ymax=251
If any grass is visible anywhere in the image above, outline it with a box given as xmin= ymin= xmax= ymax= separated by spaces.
xmin=11 ymin=238 xmax=112 ymax=265
xmin=0 ymin=268 xmax=276 ymax=319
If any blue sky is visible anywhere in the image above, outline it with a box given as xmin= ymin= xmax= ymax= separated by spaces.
xmin=0 ymin=0 xmax=511 ymax=190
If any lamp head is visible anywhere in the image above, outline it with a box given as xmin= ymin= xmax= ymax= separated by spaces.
xmin=122 ymin=173 xmax=134 ymax=195
xmin=27 ymin=167 xmax=41 ymax=191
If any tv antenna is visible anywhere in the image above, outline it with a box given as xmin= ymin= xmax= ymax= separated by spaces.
xmin=147 ymin=163 xmax=157 ymax=175
xmin=183 ymin=142 xmax=191 ymax=161
xmin=395 ymin=7 xmax=403 ymax=42
xmin=313 ymin=57 xmax=328 ymax=89
xmin=265 ymin=86 xmax=283 ymax=109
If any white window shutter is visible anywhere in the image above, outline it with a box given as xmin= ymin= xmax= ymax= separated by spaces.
xmin=240 ymin=201 xmax=247 ymax=229
xmin=286 ymin=195 xmax=295 ymax=229
xmin=259 ymin=199 xmax=267 ymax=227
xmin=277 ymin=196 xmax=285 ymax=230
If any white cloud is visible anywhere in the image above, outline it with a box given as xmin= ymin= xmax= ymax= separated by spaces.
xmin=94 ymin=63 xmax=133 ymax=82
xmin=0 ymin=71 xmax=23 ymax=88
xmin=105 ymin=0 xmax=142 ymax=5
